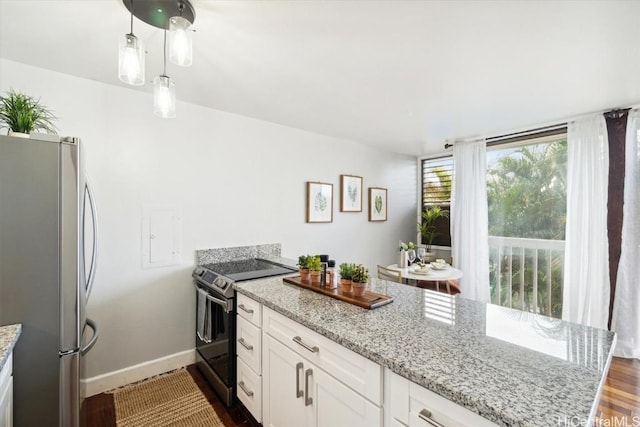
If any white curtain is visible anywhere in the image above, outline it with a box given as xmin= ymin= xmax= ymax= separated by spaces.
xmin=452 ymin=139 xmax=490 ymax=303
xmin=611 ymin=109 xmax=640 ymax=358
xmin=562 ymin=116 xmax=610 ymax=329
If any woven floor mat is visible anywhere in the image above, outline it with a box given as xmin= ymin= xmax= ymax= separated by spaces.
xmin=112 ymin=369 xmax=224 ymax=427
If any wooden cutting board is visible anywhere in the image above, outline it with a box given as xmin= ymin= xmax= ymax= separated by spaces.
xmin=283 ymin=276 xmax=393 ymax=309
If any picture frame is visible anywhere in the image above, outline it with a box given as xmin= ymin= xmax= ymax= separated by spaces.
xmin=368 ymin=187 xmax=387 ymax=222
xmin=340 ymin=174 xmax=363 ymax=212
xmin=306 ymin=181 xmax=333 ymax=223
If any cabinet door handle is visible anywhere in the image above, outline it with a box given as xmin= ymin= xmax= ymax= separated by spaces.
xmin=295 ymin=362 xmax=303 ymax=398
xmin=238 ymin=380 xmax=254 ymax=397
xmin=304 ymin=368 xmax=313 ymax=406
xmin=418 ymin=408 xmax=445 ymax=427
xmin=293 ymin=336 xmax=319 ymax=353
xmin=238 ymin=304 xmax=254 ymax=314
xmin=238 ymin=337 xmax=253 ymax=351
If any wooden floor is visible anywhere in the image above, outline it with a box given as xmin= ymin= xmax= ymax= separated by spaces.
xmin=597 ymin=357 xmax=640 ymax=426
xmin=84 ymin=358 xmax=639 ymax=426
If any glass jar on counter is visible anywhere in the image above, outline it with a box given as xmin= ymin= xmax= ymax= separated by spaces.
xmin=325 ymin=260 xmax=337 ymax=289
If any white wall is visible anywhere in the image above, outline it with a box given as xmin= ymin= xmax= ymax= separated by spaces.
xmin=0 ymin=59 xmax=417 ymax=380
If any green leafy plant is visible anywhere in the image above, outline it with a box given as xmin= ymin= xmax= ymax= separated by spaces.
xmin=339 ymin=263 xmax=354 ymax=280
xmin=0 ymin=89 xmax=57 ymax=134
xmin=308 ymin=255 xmax=322 ymax=272
xmin=419 ymin=206 xmax=449 ymax=252
xmin=351 ymin=264 xmax=369 ymax=284
xmin=297 ymin=255 xmax=311 ymax=270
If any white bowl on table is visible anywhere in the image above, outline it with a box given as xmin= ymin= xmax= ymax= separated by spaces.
xmin=412 ymin=264 xmax=432 ymax=275
xmin=431 ymin=260 xmax=449 ymax=270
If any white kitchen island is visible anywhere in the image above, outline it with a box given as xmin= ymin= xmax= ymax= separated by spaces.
xmin=234 ymin=269 xmax=615 ymax=427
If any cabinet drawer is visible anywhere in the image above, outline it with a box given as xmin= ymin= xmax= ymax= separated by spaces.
xmin=408 ymin=381 xmax=498 ymax=427
xmin=263 ymin=307 xmax=382 ymax=405
xmin=236 ymin=315 xmax=261 ymax=374
xmin=237 ymin=293 xmax=262 ymax=327
xmin=237 ymin=357 xmax=261 ymax=423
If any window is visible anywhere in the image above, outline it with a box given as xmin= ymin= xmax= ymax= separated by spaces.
xmin=487 ymin=133 xmax=567 ymax=318
xmin=420 ymin=156 xmax=453 ymax=248
xmin=420 ymin=130 xmax=568 ymax=318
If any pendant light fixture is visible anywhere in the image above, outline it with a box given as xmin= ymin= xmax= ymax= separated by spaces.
xmin=119 ymin=0 xmax=195 ymax=117
xmin=169 ymin=3 xmax=193 ymax=67
xmin=154 ymin=30 xmax=176 ymax=118
xmin=118 ymin=0 xmax=145 ymax=86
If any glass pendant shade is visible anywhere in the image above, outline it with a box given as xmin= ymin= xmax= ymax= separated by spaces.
xmin=169 ymin=16 xmax=193 ymax=67
xmin=153 ymin=75 xmax=176 ymax=118
xmin=118 ymin=33 xmax=145 ymax=86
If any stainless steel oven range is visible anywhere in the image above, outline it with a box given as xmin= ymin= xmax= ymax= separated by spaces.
xmin=192 ymin=258 xmax=296 ymax=406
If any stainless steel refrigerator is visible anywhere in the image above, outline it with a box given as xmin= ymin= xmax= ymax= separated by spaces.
xmin=0 ymin=134 xmax=99 ymax=426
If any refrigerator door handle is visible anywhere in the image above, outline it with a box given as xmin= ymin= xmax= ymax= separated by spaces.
xmin=81 ymin=318 xmax=99 ymax=355
xmin=84 ymin=182 xmax=99 ymax=299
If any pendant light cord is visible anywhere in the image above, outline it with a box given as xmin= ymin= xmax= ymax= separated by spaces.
xmin=129 ymin=0 xmax=134 ymax=34
xmin=163 ymin=29 xmax=167 ymax=76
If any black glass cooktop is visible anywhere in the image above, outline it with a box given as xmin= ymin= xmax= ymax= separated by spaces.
xmin=203 ymin=258 xmax=296 ymax=282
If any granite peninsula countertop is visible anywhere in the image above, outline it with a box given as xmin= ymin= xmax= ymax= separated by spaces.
xmin=0 ymin=324 xmax=21 ymax=371
xmin=234 ymin=275 xmax=616 ymax=427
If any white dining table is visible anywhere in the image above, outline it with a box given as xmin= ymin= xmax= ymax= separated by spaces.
xmin=386 ymin=263 xmax=463 ymax=282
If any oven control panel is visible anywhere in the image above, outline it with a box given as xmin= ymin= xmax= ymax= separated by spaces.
xmin=193 ymin=267 xmax=233 ymax=296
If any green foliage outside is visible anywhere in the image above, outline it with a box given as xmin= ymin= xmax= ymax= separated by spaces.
xmin=486 ymin=140 xmax=567 ymax=318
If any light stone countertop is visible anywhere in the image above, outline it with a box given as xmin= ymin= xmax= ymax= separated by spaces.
xmin=234 ymin=275 xmax=616 ymax=427
xmin=0 ymin=324 xmax=21 ymax=371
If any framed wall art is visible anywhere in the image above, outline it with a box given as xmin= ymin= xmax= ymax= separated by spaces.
xmin=340 ymin=174 xmax=363 ymax=212
xmin=306 ymin=181 xmax=333 ymax=223
xmin=368 ymin=187 xmax=387 ymax=222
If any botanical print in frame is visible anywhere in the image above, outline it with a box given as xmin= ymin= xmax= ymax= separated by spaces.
xmin=306 ymin=181 xmax=333 ymax=223
xmin=340 ymin=174 xmax=363 ymax=212
xmin=368 ymin=187 xmax=387 ymax=222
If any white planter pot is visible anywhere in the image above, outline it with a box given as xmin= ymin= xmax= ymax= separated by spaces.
xmin=8 ymin=131 xmax=29 ymax=138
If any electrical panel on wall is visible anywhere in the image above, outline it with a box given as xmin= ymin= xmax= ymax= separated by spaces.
xmin=141 ymin=206 xmax=182 ymax=268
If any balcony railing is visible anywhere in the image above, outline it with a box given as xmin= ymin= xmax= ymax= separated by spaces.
xmin=488 ymin=236 xmax=565 ymax=319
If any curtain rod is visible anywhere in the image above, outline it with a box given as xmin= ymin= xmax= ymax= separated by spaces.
xmin=443 ymin=103 xmax=640 ymax=150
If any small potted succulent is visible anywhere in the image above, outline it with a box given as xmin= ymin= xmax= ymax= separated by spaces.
xmin=351 ymin=264 xmax=369 ymax=297
xmin=297 ymin=254 xmax=311 ymax=282
xmin=0 ymin=89 xmax=57 ymax=138
xmin=308 ymin=255 xmax=322 ymax=286
xmin=339 ymin=263 xmax=354 ymax=293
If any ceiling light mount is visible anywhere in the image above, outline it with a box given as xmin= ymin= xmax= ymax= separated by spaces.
xmin=123 ymin=0 xmax=195 ymax=30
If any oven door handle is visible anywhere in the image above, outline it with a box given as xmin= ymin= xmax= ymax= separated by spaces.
xmin=205 ymin=292 xmax=232 ymax=313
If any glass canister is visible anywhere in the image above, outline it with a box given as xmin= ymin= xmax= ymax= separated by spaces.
xmin=325 ymin=260 xmax=337 ymax=289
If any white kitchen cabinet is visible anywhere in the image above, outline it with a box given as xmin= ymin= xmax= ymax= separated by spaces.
xmin=236 ymin=357 xmax=261 ymax=420
xmin=311 ymin=362 xmax=382 ymax=427
xmin=0 ymin=353 xmax=14 ymax=427
xmin=262 ymin=306 xmax=381 ymax=405
xmin=237 ymin=293 xmax=262 ymax=326
xmin=386 ymin=369 xmax=498 ymax=427
xmin=263 ymin=334 xmax=381 ymax=427
xmin=262 ymin=334 xmax=309 ymax=427
xmin=236 ymin=293 xmax=264 ymax=422
xmin=261 ymin=305 xmax=382 ymax=427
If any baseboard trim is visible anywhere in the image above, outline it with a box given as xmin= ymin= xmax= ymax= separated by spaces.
xmin=82 ymin=349 xmax=196 ymax=397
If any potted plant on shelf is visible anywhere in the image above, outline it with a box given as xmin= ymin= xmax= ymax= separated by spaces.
xmin=308 ymin=255 xmax=322 ymax=286
xmin=0 ymin=89 xmax=57 ymax=138
xmin=298 ymin=254 xmax=311 ymax=282
xmin=351 ymin=264 xmax=369 ymax=297
xmin=339 ymin=263 xmax=354 ymax=293
xmin=418 ymin=206 xmax=449 ymax=262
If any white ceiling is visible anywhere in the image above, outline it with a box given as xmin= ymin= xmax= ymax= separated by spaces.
xmin=1 ymin=0 xmax=639 ymax=156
